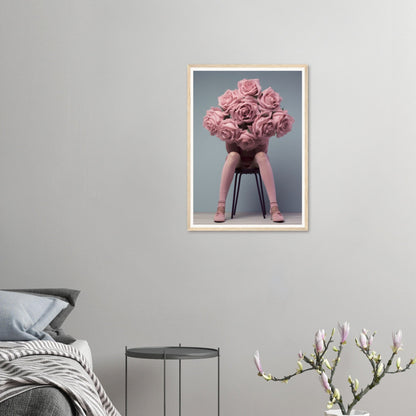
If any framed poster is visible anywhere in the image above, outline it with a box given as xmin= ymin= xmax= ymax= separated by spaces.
xmin=187 ymin=64 xmax=308 ymax=231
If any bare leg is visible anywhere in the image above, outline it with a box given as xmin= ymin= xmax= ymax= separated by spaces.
xmin=254 ymin=152 xmax=284 ymax=222
xmin=214 ymin=152 xmax=241 ymax=222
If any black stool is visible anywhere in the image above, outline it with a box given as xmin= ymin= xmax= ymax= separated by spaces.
xmin=231 ymin=168 xmax=266 ymax=219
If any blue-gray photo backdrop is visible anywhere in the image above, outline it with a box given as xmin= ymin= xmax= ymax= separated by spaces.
xmin=193 ymin=69 xmax=303 ymax=214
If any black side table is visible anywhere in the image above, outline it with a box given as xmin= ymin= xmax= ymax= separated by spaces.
xmin=125 ymin=345 xmax=220 ymax=416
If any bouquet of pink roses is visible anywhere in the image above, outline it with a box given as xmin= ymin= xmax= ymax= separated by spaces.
xmin=203 ymin=78 xmax=295 ymax=151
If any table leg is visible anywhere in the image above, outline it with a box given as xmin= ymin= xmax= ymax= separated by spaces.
xmin=218 ymin=347 xmax=220 ymax=416
xmin=125 ymin=346 xmax=128 ymax=416
xmin=179 ymin=343 xmax=182 ymax=416
xmin=164 ymin=351 xmax=166 ymax=416
xmin=179 ymin=359 xmax=182 ymax=416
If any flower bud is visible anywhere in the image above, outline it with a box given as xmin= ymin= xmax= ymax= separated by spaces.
xmin=354 ymin=379 xmax=359 ymax=392
xmin=411 ymin=358 xmax=416 ymax=365
xmin=315 ymin=329 xmax=325 ymax=353
xmin=359 ymin=332 xmax=368 ymax=349
xmin=348 ymin=375 xmax=353 ymax=384
xmin=254 ymin=350 xmax=263 ymax=374
xmin=324 ymin=358 xmax=332 ymax=370
xmin=334 ymin=388 xmax=340 ymax=400
xmin=396 ymin=357 xmax=401 ymax=370
xmin=320 ymin=372 xmax=331 ymax=393
xmin=392 ymin=330 xmax=403 ymax=353
xmin=369 ymin=335 xmax=374 ymax=347
xmin=297 ymin=361 xmax=303 ymax=372
xmin=376 ymin=363 xmax=384 ymax=377
xmin=338 ymin=321 xmax=350 ymax=343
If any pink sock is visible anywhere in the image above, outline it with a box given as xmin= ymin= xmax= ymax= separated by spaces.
xmin=254 ymin=152 xmax=277 ymax=207
xmin=218 ymin=152 xmax=241 ymax=205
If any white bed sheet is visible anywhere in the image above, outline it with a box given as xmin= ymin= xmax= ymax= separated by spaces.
xmin=70 ymin=339 xmax=93 ymax=369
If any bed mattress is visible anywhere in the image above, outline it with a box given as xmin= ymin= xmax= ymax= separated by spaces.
xmin=70 ymin=339 xmax=93 ymax=368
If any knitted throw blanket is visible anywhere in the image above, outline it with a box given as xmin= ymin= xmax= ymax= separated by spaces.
xmin=0 ymin=340 xmax=121 ymax=416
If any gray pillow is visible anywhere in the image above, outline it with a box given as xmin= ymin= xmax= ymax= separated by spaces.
xmin=6 ymin=288 xmax=80 ymax=329
xmin=44 ymin=326 xmax=77 ymax=344
xmin=0 ymin=290 xmax=68 ymax=341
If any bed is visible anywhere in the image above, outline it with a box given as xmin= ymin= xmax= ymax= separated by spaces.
xmin=0 ymin=289 xmax=121 ymax=416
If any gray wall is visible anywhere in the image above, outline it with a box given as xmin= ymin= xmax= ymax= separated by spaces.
xmin=1 ymin=1 xmax=416 ymax=415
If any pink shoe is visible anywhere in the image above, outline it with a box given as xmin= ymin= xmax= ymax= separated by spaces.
xmin=214 ymin=205 xmax=225 ymax=223
xmin=270 ymin=205 xmax=284 ymax=223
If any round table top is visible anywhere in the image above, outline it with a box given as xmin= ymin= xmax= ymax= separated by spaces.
xmin=126 ymin=346 xmax=219 ymax=360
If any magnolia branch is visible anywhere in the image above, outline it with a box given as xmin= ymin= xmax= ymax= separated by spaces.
xmin=254 ymin=325 xmax=415 ymax=416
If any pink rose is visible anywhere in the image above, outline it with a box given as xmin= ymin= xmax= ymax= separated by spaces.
xmin=258 ymin=87 xmax=282 ymax=111
xmin=217 ymin=119 xmax=241 ymax=143
xmin=252 ymin=113 xmax=276 ymax=139
xmin=203 ymin=107 xmax=224 ymax=135
xmin=273 ymin=110 xmax=295 ymax=138
xmin=235 ymin=130 xmax=258 ymax=151
xmin=238 ymin=78 xmax=261 ymax=96
xmin=229 ymin=96 xmax=259 ymax=125
xmin=218 ymin=89 xmax=242 ymax=113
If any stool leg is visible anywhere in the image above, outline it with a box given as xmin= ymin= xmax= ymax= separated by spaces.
xmin=233 ymin=173 xmax=242 ymax=217
xmin=254 ymin=173 xmax=266 ymax=218
xmin=258 ymin=174 xmax=266 ymax=218
xmin=231 ymin=172 xmax=238 ymax=219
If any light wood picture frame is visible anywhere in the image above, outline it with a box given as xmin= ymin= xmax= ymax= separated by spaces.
xmin=187 ymin=64 xmax=308 ymax=231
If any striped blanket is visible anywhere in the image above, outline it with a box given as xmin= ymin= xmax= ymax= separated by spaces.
xmin=0 ymin=340 xmax=121 ymax=416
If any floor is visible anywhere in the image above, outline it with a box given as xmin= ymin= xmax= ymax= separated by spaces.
xmin=190 ymin=212 xmax=304 ymax=231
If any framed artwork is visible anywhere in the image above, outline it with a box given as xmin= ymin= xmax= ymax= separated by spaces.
xmin=187 ymin=64 xmax=308 ymax=231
